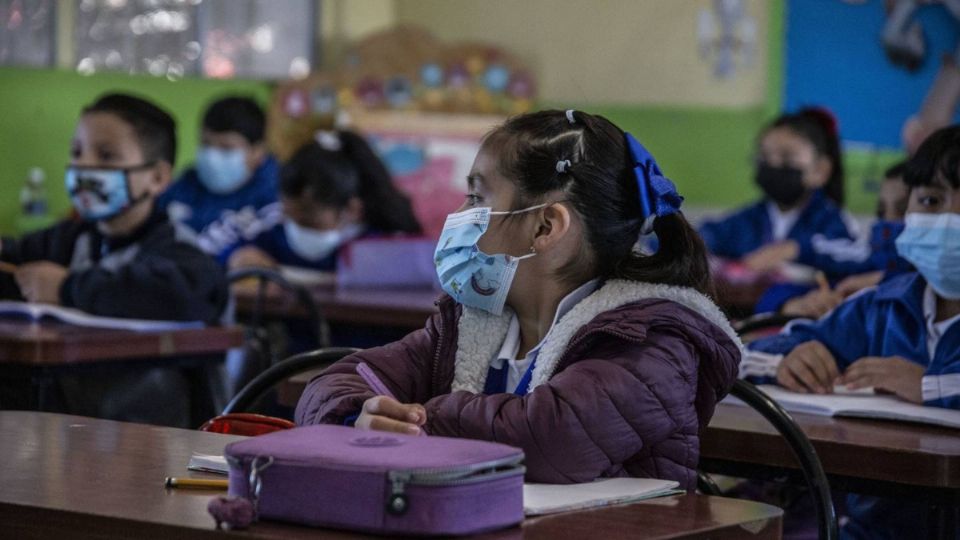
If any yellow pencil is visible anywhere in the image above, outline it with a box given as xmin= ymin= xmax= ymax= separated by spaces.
xmin=815 ymin=271 xmax=830 ymax=292
xmin=0 ymin=261 xmax=18 ymax=275
xmin=164 ymin=477 xmax=229 ymax=490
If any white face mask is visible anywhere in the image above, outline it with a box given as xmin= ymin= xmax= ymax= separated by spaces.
xmin=284 ymin=220 xmax=363 ymax=262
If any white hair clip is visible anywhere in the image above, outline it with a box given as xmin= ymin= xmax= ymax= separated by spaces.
xmin=314 ymin=130 xmax=342 ymax=151
xmin=565 ymin=109 xmax=576 ymax=124
xmin=556 ymin=159 xmax=572 ymax=173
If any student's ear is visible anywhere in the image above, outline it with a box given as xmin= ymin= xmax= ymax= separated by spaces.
xmin=532 ymin=203 xmax=572 ymax=253
xmin=149 ymin=161 xmax=173 ymax=194
xmin=807 ymin=156 xmax=832 ymax=189
xmin=343 ymin=196 xmax=365 ymax=225
xmin=247 ymin=141 xmax=267 ymax=170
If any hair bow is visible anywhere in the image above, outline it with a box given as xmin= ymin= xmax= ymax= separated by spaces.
xmin=624 ymin=132 xmax=683 ymax=234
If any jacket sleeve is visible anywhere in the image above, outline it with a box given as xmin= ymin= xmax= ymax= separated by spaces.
xmin=922 ymin=365 xmax=960 ymax=410
xmin=699 ymin=210 xmax=755 ymax=259
xmin=742 ymin=289 xmax=876 ymax=382
xmin=295 ymin=314 xmax=442 ymax=425
xmin=60 ymin=241 xmax=227 ymax=323
xmin=0 ymin=221 xmax=82 ymax=300
xmin=794 ymin=212 xmax=862 ymax=276
xmin=422 ymin=332 xmax=700 ymax=484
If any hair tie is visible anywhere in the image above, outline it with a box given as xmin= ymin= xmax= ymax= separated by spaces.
xmin=624 ymin=132 xmax=683 ymax=235
xmin=565 ymin=109 xmax=576 ymax=124
xmin=556 ymin=159 xmax=572 ymax=173
xmin=315 ymin=130 xmax=342 ymax=151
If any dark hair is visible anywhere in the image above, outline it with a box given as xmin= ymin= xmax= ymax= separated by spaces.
xmin=83 ymin=93 xmax=177 ymax=165
xmin=280 ymin=131 xmax=422 ymax=234
xmin=481 ymin=110 xmax=712 ymax=295
xmin=904 ymin=125 xmax=960 ymax=189
xmin=883 ymin=160 xmax=908 ymax=180
xmin=766 ymin=107 xmax=845 ymax=206
xmin=202 ymin=96 xmax=265 ymax=144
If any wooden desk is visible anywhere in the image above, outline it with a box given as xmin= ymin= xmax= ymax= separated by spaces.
xmin=234 ymin=285 xmax=439 ymax=330
xmin=0 ymin=320 xmax=243 ymax=366
xmin=0 ymin=411 xmax=783 ymax=540
xmin=702 ymin=403 xmax=960 ymax=501
xmin=0 ymin=321 xmax=243 ymax=417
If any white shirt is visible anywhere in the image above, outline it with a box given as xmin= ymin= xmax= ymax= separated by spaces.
xmin=490 ymin=279 xmax=600 ymax=393
xmin=766 ymin=202 xmax=801 ymax=242
xmin=922 ymin=285 xmax=960 ymax=359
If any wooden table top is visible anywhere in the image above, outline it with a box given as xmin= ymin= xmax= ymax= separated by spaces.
xmin=235 ymin=285 xmax=440 ymax=329
xmin=704 ymin=403 xmax=960 ymax=490
xmin=0 ymin=320 xmax=243 ymax=366
xmin=0 ymin=411 xmax=782 ymax=540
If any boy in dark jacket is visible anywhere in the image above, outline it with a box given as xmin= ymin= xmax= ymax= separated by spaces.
xmin=0 ymin=93 xmax=228 ymax=426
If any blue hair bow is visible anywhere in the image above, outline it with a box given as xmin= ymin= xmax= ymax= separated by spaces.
xmin=625 ymin=132 xmax=683 ymax=233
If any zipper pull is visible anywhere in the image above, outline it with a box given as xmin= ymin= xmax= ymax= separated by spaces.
xmin=387 ymin=473 xmax=409 ymax=516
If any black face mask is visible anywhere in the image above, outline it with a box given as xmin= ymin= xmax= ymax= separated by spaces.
xmin=755 ymin=163 xmax=807 ymax=207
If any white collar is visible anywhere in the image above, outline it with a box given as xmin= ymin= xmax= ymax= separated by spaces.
xmin=923 ymin=285 xmax=960 ymax=354
xmin=490 ymin=279 xmax=600 ymax=369
xmin=766 ymin=201 xmax=802 ymax=242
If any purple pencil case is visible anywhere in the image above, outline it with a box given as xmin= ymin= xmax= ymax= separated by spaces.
xmin=212 ymin=425 xmax=525 ymax=536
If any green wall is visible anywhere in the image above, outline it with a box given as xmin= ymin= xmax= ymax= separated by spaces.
xmin=0 ymin=67 xmax=271 ymax=235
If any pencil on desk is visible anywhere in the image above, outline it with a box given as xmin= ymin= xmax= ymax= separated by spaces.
xmin=815 ymin=271 xmax=830 ymax=292
xmin=0 ymin=261 xmax=18 ymax=275
xmin=164 ymin=477 xmax=229 ymax=490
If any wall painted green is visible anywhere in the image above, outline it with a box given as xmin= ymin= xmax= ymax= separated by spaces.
xmin=0 ymin=67 xmax=271 ymax=235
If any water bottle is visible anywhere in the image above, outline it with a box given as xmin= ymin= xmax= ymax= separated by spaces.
xmin=17 ymin=167 xmax=53 ymax=233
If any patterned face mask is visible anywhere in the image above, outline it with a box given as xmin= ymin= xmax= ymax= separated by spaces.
xmin=64 ymin=164 xmax=152 ymax=221
xmin=433 ymin=204 xmax=544 ymax=316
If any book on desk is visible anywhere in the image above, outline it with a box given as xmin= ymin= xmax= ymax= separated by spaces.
xmin=0 ymin=301 xmax=204 ymax=332
xmin=724 ymin=384 xmax=960 ymax=429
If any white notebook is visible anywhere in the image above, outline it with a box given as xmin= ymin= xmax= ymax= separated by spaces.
xmin=0 ymin=301 xmax=204 ymax=332
xmin=522 ymin=478 xmax=681 ymax=516
xmin=725 ymin=385 xmax=960 ymax=429
xmin=187 ymin=453 xmax=229 ymax=474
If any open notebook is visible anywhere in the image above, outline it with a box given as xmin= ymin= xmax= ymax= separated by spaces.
xmin=725 ymin=384 xmax=960 ymax=429
xmin=0 ymin=301 xmax=204 ymax=332
xmin=188 ymin=454 xmax=680 ymax=516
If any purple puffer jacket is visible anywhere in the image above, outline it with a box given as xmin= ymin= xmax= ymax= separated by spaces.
xmin=296 ymin=280 xmax=742 ymax=490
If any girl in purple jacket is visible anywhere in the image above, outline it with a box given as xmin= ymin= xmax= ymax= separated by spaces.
xmin=296 ymin=110 xmax=742 ymax=488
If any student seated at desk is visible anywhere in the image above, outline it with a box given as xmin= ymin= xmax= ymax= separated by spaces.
xmin=700 ymin=108 xmax=861 ymax=313
xmin=742 ymin=127 xmax=960 ymax=540
xmin=296 ymin=110 xmax=742 ymax=488
xmin=227 ymin=131 xmax=421 ymax=274
xmin=758 ymin=161 xmax=914 ymax=318
xmin=159 ymin=96 xmax=280 ymax=262
xmin=0 ymin=93 xmax=228 ymax=426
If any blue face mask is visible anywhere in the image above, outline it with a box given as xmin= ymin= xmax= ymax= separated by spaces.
xmin=64 ymin=165 xmax=150 ymax=221
xmin=196 ymin=147 xmax=248 ymax=194
xmin=434 ymin=204 xmax=545 ymax=316
xmin=895 ymin=212 xmax=960 ymax=299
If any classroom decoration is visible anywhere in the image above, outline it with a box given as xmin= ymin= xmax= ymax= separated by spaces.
xmin=267 ymin=26 xmax=534 ymax=237
xmin=696 ymin=0 xmax=758 ymax=80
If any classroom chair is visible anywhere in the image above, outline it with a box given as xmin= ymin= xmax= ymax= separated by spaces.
xmin=226 ymin=268 xmax=329 ymax=395
xmin=700 ymin=379 xmax=839 ymax=540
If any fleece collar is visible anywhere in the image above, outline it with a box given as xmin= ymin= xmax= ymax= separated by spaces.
xmin=450 ymin=279 xmax=743 ymax=394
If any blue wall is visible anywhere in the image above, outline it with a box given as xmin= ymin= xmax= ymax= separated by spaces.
xmin=785 ymin=0 xmax=959 ymax=148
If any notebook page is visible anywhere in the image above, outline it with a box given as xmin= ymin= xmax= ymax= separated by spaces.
xmin=523 ymin=478 xmax=680 ymax=516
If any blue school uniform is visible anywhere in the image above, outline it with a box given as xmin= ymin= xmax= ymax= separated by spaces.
xmin=753 ymin=220 xmax=913 ymax=313
xmin=743 ymin=272 xmax=960 ymax=539
xmin=159 ymin=156 xmax=280 ymax=261
xmin=699 ymin=190 xmax=860 ymax=276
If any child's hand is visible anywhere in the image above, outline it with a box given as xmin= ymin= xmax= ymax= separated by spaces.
xmin=781 ymin=289 xmax=843 ymax=318
xmin=839 ymin=356 xmax=924 ymax=403
xmin=15 ymin=262 xmax=68 ymax=305
xmin=355 ymin=396 xmax=427 ymax=436
xmin=743 ymin=241 xmax=800 ymax=273
xmin=228 ymin=247 xmax=278 ymax=271
xmin=835 ymin=271 xmax=884 ymax=298
xmin=777 ymin=340 xmax=840 ymax=394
